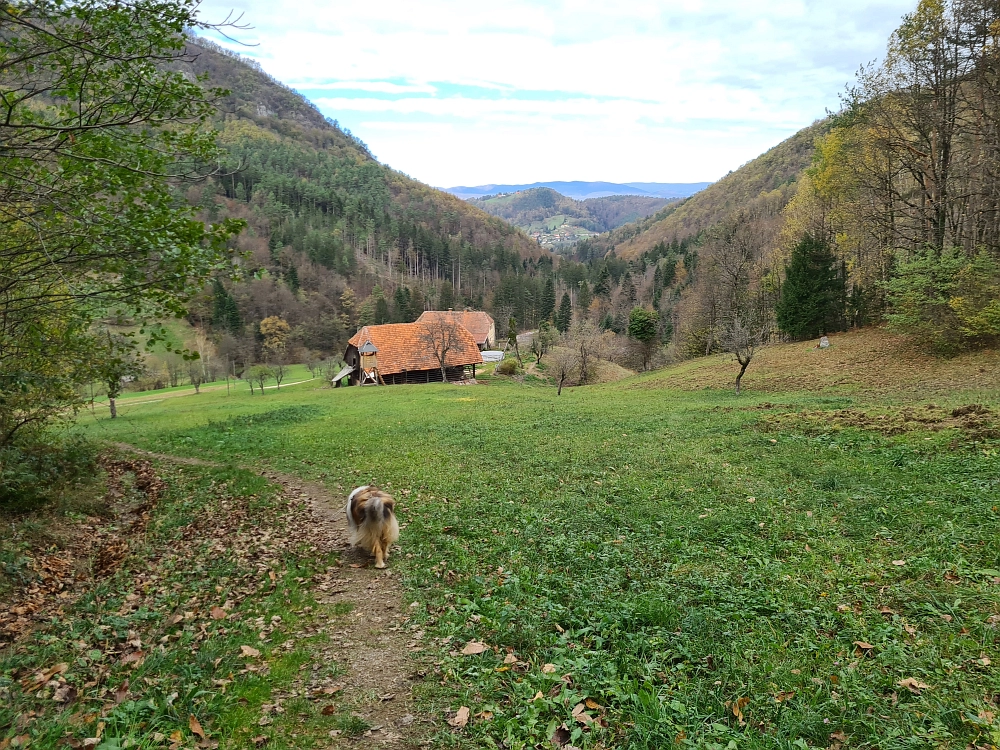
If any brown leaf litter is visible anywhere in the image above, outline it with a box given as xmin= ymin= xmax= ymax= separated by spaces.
xmin=0 ymin=457 xmax=165 ymax=648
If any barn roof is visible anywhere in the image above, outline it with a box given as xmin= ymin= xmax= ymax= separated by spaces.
xmin=348 ymin=322 xmax=483 ymax=376
xmin=417 ymin=310 xmax=494 ymax=346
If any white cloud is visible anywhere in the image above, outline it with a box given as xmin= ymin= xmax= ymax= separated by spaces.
xmin=198 ymin=0 xmax=916 ymax=186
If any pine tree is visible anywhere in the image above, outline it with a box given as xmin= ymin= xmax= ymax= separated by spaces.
xmin=577 ymin=280 xmax=592 ymax=312
xmin=286 ymin=264 xmax=299 ymax=293
xmin=438 ymin=281 xmax=455 ymax=310
xmin=593 ymin=264 xmax=612 ymax=299
xmin=776 ymin=234 xmax=846 ymax=340
xmin=540 ymin=277 xmax=556 ymax=323
xmin=224 ymin=296 xmax=242 ymax=334
xmin=555 ymin=292 xmax=572 ymax=333
xmin=620 ymin=273 xmax=637 ymax=307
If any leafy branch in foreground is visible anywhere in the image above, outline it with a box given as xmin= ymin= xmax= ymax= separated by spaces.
xmin=0 ymin=0 xmax=245 ymax=443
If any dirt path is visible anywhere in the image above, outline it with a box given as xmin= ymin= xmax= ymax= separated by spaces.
xmin=112 ymin=443 xmax=430 ymax=748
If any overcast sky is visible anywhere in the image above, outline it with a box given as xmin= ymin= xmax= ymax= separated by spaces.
xmin=198 ymin=1 xmax=916 ymax=188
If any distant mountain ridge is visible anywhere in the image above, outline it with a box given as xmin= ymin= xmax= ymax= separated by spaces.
xmin=470 ymin=187 xmax=674 ymax=249
xmin=445 ymin=181 xmax=712 ymax=201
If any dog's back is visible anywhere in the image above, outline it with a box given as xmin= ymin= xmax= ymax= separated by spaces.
xmin=346 ymin=485 xmax=399 ymax=568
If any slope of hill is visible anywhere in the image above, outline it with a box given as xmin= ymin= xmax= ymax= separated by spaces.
xmin=446 ymin=181 xmax=711 ymax=201
xmin=161 ymin=39 xmax=560 ymax=368
xmin=470 ymin=188 xmax=673 ymax=248
xmin=577 ymin=120 xmax=830 ymax=260
xmin=634 ymin=326 xmax=1000 ymax=397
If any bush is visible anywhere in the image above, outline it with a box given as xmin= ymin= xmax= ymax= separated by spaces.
xmin=495 ymin=358 xmax=518 ymax=376
xmin=0 ymin=435 xmax=99 ymax=512
xmin=885 ymin=249 xmax=1000 ymax=355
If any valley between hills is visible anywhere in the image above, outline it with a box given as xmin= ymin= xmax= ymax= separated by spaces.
xmin=2 ymin=2 xmax=1000 ymax=750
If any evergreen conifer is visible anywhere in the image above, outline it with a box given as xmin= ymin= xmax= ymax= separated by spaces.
xmin=540 ymin=277 xmax=556 ymax=323
xmin=555 ymin=293 xmax=572 ymax=333
xmin=776 ymin=234 xmax=846 ymax=340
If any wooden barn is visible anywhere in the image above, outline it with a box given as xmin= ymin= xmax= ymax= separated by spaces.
xmin=416 ymin=310 xmax=496 ymax=350
xmin=344 ymin=322 xmax=484 ymax=385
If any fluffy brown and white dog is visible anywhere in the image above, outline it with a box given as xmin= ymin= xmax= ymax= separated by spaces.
xmin=346 ymin=485 xmax=399 ymax=569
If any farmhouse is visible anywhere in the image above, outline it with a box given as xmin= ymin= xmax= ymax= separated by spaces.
xmin=344 ymin=322 xmax=483 ymax=385
xmin=417 ymin=310 xmax=496 ymax=350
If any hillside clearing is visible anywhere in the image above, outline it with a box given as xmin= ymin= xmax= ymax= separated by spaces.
xmin=641 ymin=327 xmax=1000 ymax=396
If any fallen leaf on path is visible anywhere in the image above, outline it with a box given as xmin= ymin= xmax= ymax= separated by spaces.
xmin=240 ymin=645 xmax=261 ymax=658
xmin=853 ymin=640 xmax=874 ymax=652
xmin=541 ymin=663 xmax=557 ymax=674
xmin=21 ymin=663 xmax=68 ymax=690
xmin=503 ymin=653 xmax=517 ymax=664
xmin=550 ymin=724 xmax=572 ymax=746
xmin=585 ymin=697 xmax=601 ymax=710
xmin=53 ymin=684 xmax=77 ymax=703
xmin=321 ymin=705 xmax=336 ymax=716
xmin=892 ymin=560 xmax=906 ymax=566
xmin=476 ymin=710 xmax=494 ymax=721
xmin=210 ymin=607 xmax=227 ymax=620
xmin=461 ymin=641 xmax=488 ymax=656
xmin=774 ymin=691 xmax=795 ymax=703
xmin=898 ymin=677 xmax=931 ymax=694
xmin=189 ymin=716 xmax=206 ymax=740
xmin=731 ymin=696 xmax=749 ymax=726
xmin=531 ymin=691 xmax=544 ymax=701
xmin=447 ymin=706 xmax=470 ymax=728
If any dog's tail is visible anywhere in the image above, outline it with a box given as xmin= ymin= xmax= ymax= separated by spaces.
xmin=365 ymin=493 xmax=392 ymax=524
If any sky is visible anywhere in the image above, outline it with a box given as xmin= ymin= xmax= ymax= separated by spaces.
xmin=197 ymin=0 xmax=916 ymax=188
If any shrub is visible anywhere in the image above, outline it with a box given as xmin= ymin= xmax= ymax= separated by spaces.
xmin=495 ymin=358 xmax=518 ymax=376
xmin=0 ymin=435 xmax=99 ymax=512
xmin=885 ymin=249 xmax=1000 ymax=355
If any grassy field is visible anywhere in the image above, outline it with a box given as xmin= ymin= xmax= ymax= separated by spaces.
xmin=60 ymin=331 xmax=1000 ymax=749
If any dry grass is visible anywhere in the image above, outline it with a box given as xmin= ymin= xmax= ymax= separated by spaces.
xmin=540 ymin=346 xmax=635 ymax=386
xmin=634 ymin=327 xmax=1000 ymax=396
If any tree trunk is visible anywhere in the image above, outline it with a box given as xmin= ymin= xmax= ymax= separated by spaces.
xmin=440 ymin=364 xmax=448 ymax=383
xmin=735 ymin=359 xmax=750 ymax=395
xmin=558 ymin=372 xmax=566 ymax=396
xmin=109 ymin=397 xmax=117 ymax=418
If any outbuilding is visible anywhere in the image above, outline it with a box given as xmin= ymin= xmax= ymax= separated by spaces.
xmin=416 ymin=310 xmax=497 ymax=350
xmin=344 ymin=322 xmax=484 ymax=385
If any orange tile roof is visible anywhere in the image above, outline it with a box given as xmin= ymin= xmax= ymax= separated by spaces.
xmin=348 ymin=322 xmax=483 ymax=376
xmin=417 ymin=310 xmax=494 ymax=346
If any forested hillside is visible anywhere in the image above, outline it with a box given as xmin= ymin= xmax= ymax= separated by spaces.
xmin=171 ymin=39 xmax=557 ymax=369
xmin=572 ymin=119 xmax=829 ymax=262
xmin=470 ymin=188 xmax=672 ymax=248
xmin=558 ymin=0 xmax=1000 ymax=371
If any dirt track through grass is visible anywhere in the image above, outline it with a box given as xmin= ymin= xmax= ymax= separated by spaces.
xmin=110 ymin=443 xmax=430 ymax=749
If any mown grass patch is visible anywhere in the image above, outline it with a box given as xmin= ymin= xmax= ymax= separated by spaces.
xmin=0 ymin=460 xmax=357 ymax=750
xmin=74 ymin=373 xmax=1000 ymax=748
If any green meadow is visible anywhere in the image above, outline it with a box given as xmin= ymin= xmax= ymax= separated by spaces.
xmin=74 ymin=368 xmax=1000 ymax=749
